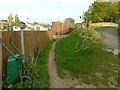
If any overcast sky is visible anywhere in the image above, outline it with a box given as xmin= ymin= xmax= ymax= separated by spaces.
xmin=0 ymin=0 xmax=95 ymax=24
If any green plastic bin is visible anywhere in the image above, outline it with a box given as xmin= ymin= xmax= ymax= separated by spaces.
xmin=7 ymin=54 xmax=23 ymax=83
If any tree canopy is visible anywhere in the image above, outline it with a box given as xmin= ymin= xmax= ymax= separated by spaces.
xmin=83 ymin=2 xmax=118 ymax=23
xmin=8 ymin=13 xmax=20 ymax=26
xmin=8 ymin=13 xmax=14 ymax=26
xmin=64 ymin=17 xmax=75 ymax=24
xmin=14 ymin=14 xmax=20 ymax=26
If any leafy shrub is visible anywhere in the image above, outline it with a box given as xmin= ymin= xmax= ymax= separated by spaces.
xmin=80 ymin=28 xmax=101 ymax=41
xmin=75 ymin=28 xmax=101 ymax=51
xmin=2 ymin=74 xmax=13 ymax=88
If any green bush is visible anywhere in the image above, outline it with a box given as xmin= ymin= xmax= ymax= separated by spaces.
xmin=80 ymin=28 xmax=101 ymax=41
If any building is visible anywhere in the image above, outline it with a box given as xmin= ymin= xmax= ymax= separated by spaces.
xmin=25 ymin=23 xmax=50 ymax=31
xmin=0 ymin=20 xmax=9 ymax=30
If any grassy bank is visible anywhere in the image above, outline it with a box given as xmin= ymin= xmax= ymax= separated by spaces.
xmin=3 ymin=40 xmax=54 ymax=88
xmin=55 ymin=29 xmax=118 ymax=87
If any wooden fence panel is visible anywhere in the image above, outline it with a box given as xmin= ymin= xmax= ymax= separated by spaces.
xmin=2 ymin=31 xmax=21 ymax=73
xmin=52 ymin=22 xmax=77 ymax=35
xmin=2 ymin=22 xmax=76 ymax=73
xmin=2 ymin=31 xmax=50 ymax=73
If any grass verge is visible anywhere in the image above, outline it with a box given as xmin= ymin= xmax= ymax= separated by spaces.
xmin=3 ymin=40 xmax=54 ymax=88
xmin=55 ymin=28 xmax=118 ymax=87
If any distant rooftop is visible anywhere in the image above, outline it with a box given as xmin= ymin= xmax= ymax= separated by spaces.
xmin=0 ymin=20 xmax=8 ymax=22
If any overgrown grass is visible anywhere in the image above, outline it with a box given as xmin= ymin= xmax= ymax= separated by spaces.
xmin=55 ymin=29 xmax=118 ymax=87
xmin=3 ymin=40 xmax=54 ymax=88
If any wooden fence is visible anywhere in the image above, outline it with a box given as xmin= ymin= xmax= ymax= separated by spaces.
xmin=52 ymin=22 xmax=77 ymax=35
xmin=2 ymin=31 xmax=51 ymax=73
xmin=1 ymin=22 xmax=77 ymax=74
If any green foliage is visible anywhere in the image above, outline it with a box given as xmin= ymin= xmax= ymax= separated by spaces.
xmin=75 ymin=28 xmax=101 ymax=51
xmin=14 ymin=14 xmax=20 ymax=26
xmin=34 ymin=22 xmax=39 ymax=24
xmin=118 ymin=73 xmax=120 ymax=85
xmin=3 ymin=25 xmax=13 ymax=31
xmin=8 ymin=13 xmax=14 ymax=26
xmin=64 ymin=17 xmax=75 ymax=24
xmin=15 ymin=40 xmax=54 ymax=88
xmin=7 ymin=13 xmax=20 ymax=26
xmin=83 ymin=2 xmax=118 ymax=23
xmin=2 ymin=74 xmax=13 ymax=88
xmin=55 ymin=29 xmax=118 ymax=86
xmin=80 ymin=28 xmax=101 ymax=41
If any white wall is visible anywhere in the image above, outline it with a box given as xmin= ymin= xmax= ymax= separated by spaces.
xmin=25 ymin=23 xmax=49 ymax=31
xmin=40 ymin=26 xmax=48 ymax=31
xmin=13 ymin=26 xmax=21 ymax=31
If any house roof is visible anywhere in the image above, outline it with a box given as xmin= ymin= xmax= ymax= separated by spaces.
xmin=0 ymin=20 xmax=9 ymax=29
xmin=0 ymin=20 xmax=8 ymax=22
xmin=26 ymin=23 xmax=41 ymax=26
xmin=26 ymin=22 xmax=51 ymax=27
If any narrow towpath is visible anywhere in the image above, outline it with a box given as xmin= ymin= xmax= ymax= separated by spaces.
xmin=48 ymin=39 xmax=96 ymax=88
xmin=48 ymin=41 xmax=63 ymax=88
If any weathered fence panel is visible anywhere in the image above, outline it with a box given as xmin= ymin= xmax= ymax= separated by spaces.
xmin=2 ymin=22 xmax=76 ymax=74
xmin=2 ymin=31 xmax=50 ymax=73
xmin=52 ymin=22 xmax=77 ymax=35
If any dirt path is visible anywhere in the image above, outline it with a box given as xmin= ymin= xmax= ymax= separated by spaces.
xmin=48 ymin=39 xmax=96 ymax=88
xmin=48 ymin=41 xmax=63 ymax=88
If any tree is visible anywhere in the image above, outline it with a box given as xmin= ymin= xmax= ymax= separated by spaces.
xmin=34 ymin=22 xmax=39 ymax=24
xmin=14 ymin=14 xmax=20 ymax=26
xmin=83 ymin=2 xmax=118 ymax=23
xmin=8 ymin=13 xmax=21 ymax=26
xmin=8 ymin=13 xmax=14 ymax=26
xmin=64 ymin=17 xmax=75 ymax=24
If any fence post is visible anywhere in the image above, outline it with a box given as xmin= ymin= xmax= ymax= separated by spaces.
xmin=21 ymin=30 xmax=24 ymax=54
